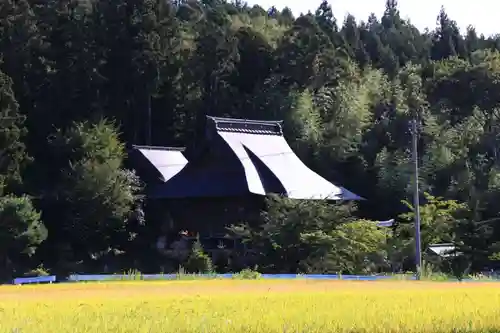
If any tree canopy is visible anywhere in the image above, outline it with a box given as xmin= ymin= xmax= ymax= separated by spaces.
xmin=2 ymin=0 xmax=500 ymax=277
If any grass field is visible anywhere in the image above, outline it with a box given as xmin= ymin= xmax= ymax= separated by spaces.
xmin=1 ymin=280 xmax=500 ymax=333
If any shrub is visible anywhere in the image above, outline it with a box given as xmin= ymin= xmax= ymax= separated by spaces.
xmin=232 ymin=268 xmax=262 ymax=279
xmin=183 ymin=238 xmax=214 ymax=274
xmin=23 ymin=264 xmax=50 ymax=277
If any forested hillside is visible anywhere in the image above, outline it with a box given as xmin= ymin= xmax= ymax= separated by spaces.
xmin=2 ymin=0 xmax=500 ymax=278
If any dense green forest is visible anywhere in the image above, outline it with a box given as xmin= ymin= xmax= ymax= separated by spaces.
xmin=2 ymin=0 xmax=500 ymax=279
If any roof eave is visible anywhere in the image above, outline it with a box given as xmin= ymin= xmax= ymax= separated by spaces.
xmin=131 ymin=144 xmax=186 ymax=152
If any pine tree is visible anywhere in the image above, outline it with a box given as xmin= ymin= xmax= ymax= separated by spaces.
xmin=0 ymin=71 xmax=30 ymax=195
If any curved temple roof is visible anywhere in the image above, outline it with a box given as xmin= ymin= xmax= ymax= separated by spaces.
xmin=132 ymin=117 xmax=363 ymax=201
xmin=217 ymin=129 xmax=344 ymax=199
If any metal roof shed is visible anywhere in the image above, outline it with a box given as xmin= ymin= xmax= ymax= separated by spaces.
xmin=428 ymin=243 xmax=458 ymax=258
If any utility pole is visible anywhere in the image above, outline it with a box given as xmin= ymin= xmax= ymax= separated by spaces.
xmin=411 ymin=119 xmax=422 ymax=280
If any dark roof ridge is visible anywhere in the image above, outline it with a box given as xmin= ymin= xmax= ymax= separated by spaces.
xmin=206 ymin=116 xmax=284 ymax=135
xmin=132 ymin=145 xmax=185 ymax=152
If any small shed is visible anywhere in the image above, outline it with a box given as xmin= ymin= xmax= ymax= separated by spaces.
xmin=427 ymin=243 xmax=459 ymax=258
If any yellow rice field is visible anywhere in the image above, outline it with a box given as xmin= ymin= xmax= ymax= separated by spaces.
xmin=1 ymin=280 xmax=500 ymax=333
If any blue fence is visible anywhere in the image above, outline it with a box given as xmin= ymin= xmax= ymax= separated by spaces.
xmin=11 ymin=273 xmax=412 ymax=285
xmin=13 ymin=275 xmax=56 ymax=285
xmin=14 ymin=273 xmax=500 ymax=285
xmin=67 ymin=273 xmax=404 ymax=282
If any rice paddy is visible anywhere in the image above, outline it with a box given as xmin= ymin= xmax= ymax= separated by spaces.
xmin=1 ymin=280 xmax=499 ymax=333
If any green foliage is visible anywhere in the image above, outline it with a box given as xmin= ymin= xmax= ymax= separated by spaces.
xmin=399 ymin=193 xmax=467 ymax=245
xmin=183 ymin=238 xmax=214 ymax=274
xmin=47 ymin=120 xmax=143 ymax=267
xmin=232 ymin=268 xmax=262 ymax=279
xmin=0 ymin=195 xmax=47 ymax=278
xmin=314 ymin=66 xmax=381 ymax=161
xmin=119 ymin=269 xmax=144 ymax=281
xmin=392 ymin=193 xmax=468 ymax=271
xmin=287 ymin=89 xmax=323 ymax=146
xmin=327 ymin=219 xmax=390 ymax=274
xmin=0 ymin=71 xmax=30 ymax=195
xmin=418 ymin=261 xmax=450 ymax=281
xmin=230 ymin=195 xmax=388 ymax=274
xmin=3 ymin=0 xmax=500 ymax=275
xmin=23 ymin=264 xmax=50 ymax=277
